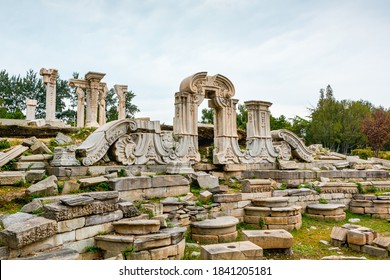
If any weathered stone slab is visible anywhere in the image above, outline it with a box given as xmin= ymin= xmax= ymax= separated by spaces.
xmin=109 ymin=176 xmax=151 ymax=191
xmin=347 ymin=230 xmax=366 ymax=245
xmin=81 ymin=191 xmax=119 ymax=201
xmin=78 ymin=176 xmax=108 ymax=188
xmin=151 ymin=175 xmax=189 ymax=188
xmin=60 ymin=196 xmax=94 ymax=206
xmin=25 ymin=170 xmax=46 ymax=183
xmin=85 ymin=210 xmax=123 ymax=226
xmin=20 ymin=199 xmax=43 ymax=214
xmin=330 ymin=226 xmax=349 ymax=242
xmin=62 ymin=237 xmax=95 ymax=253
xmin=0 ymin=145 xmax=29 ymax=168
xmin=242 ymin=179 xmax=273 ymax=193
xmin=0 ymin=217 xmax=57 ymax=248
xmin=0 ymin=212 xmax=35 ymax=228
xmin=242 ymin=229 xmax=293 ymax=249
xmin=19 ymin=154 xmax=53 ymax=162
xmin=124 ymin=250 xmax=151 ymax=260
xmin=191 ymin=216 xmax=239 ymax=230
xmin=133 ymin=233 xmax=171 ymax=251
xmin=21 ymin=248 xmax=79 ymax=260
xmin=0 ymin=246 xmax=9 ymax=260
xmin=112 ymin=219 xmax=160 ymax=235
xmin=213 ymin=193 xmax=242 ymax=203
xmin=159 ymin=227 xmax=186 ymax=245
xmin=57 ymin=217 xmax=86 ymax=233
xmin=14 ymin=162 xmax=48 ymax=170
xmin=252 ymin=197 xmax=289 ymax=208
xmin=75 ymin=222 xmax=114 ymax=240
xmin=95 ymin=234 xmax=134 ymax=252
xmin=362 ymin=245 xmax=388 ymax=257
xmin=43 ymin=201 xmax=118 ymax=221
xmin=0 ymin=171 xmax=25 ymax=186
xmin=55 ymin=132 xmax=73 ymax=145
xmin=373 ymin=237 xmax=390 ymax=250
xmin=118 ymin=201 xmax=141 ymax=218
xmin=61 ymin=181 xmax=80 ymax=194
xmin=200 ymin=190 xmax=213 ymax=203
xmin=244 ymin=206 xmax=271 ymax=217
xmin=25 ymin=175 xmax=58 ymax=197
xmin=306 ymin=204 xmax=345 ymax=216
xmin=209 ymin=185 xmax=229 ymax=194
xmin=192 ymin=172 xmax=219 ymax=189
xmin=200 ymin=241 xmax=263 ymax=260
xmin=191 ymin=224 xmax=237 ymax=235
xmin=31 ymin=140 xmax=52 ymax=154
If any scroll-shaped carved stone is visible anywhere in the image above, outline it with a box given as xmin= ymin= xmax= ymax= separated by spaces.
xmin=76 ymin=119 xmax=137 ymax=166
xmin=271 ymin=129 xmax=315 ymax=162
xmin=273 ymin=141 xmax=292 ymax=161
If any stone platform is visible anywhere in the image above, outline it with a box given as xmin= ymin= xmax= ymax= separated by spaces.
xmin=191 ymin=216 xmax=239 ymax=244
xmin=244 ymin=197 xmax=302 ymax=231
xmin=200 ymin=241 xmax=263 ymax=260
xmin=306 ymin=203 xmax=346 ymax=221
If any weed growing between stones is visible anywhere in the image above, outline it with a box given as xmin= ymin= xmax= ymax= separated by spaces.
xmin=0 ymin=158 xmax=17 ymax=171
xmin=319 ymin=198 xmax=328 ymax=204
xmin=0 ymin=139 xmax=11 ymax=150
xmin=122 ymin=246 xmax=135 ymax=259
xmin=84 ymin=246 xmax=103 ymax=254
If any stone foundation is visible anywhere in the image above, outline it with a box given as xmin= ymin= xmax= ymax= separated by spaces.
xmin=349 ymin=194 xmax=390 ymax=219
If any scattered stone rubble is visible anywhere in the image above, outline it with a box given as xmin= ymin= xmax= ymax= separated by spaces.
xmin=330 ymin=224 xmax=390 ymax=258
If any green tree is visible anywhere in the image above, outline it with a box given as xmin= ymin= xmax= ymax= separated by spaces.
xmin=270 ymin=115 xmax=292 ymax=131
xmin=200 ymin=108 xmax=214 ymax=124
xmin=236 ymin=103 xmax=247 ymax=130
xmin=106 ymin=88 xmax=139 ymax=122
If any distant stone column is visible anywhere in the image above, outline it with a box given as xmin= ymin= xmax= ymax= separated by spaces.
xmin=40 ymin=68 xmax=58 ymax=121
xmin=25 ymin=98 xmax=37 ymax=120
xmin=76 ymin=87 xmax=85 ymax=128
xmin=114 ymin=84 xmax=128 ymax=120
xmin=98 ymin=84 xmax=108 ymax=126
xmin=85 ymin=72 xmax=105 ymax=128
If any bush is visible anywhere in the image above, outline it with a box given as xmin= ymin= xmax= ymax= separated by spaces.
xmin=351 ymin=148 xmax=374 ymax=160
xmin=0 ymin=139 xmax=11 ymax=150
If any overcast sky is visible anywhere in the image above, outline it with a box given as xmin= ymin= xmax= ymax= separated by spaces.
xmin=1 ymin=0 xmax=389 ymax=124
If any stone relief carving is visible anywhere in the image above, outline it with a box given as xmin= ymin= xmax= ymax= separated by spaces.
xmin=75 ymin=72 xmax=315 ymax=167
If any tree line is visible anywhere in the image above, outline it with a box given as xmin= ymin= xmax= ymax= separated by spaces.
xmin=201 ymin=85 xmax=390 ymax=156
xmin=0 ymin=69 xmax=139 ymax=125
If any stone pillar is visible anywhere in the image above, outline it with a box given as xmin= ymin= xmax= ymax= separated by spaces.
xmin=25 ymin=99 xmax=37 ymax=120
xmin=76 ymin=87 xmax=85 ymax=128
xmin=244 ymin=100 xmax=278 ymax=163
xmin=209 ymin=97 xmax=241 ymax=164
xmin=114 ymin=85 xmax=128 ymax=120
xmin=98 ymin=84 xmax=108 ymax=126
xmin=40 ymin=68 xmax=58 ymax=121
xmin=84 ymin=72 xmax=105 ymax=128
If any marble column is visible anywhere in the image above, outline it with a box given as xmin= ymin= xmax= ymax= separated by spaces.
xmin=84 ymin=72 xmax=105 ymax=128
xmin=76 ymin=87 xmax=85 ymax=127
xmin=114 ymin=84 xmax=128 ymax=120
xmin=25 ymin=98 xmax=37 ymax=120
xmin=98 ymin=84 xmax=108 ymax=126
xmin=40 ymin=68 xmax=58 ymax=121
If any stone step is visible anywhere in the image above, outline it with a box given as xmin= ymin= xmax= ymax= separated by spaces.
xmin=20 ymin=248 xmax=79 ymax=260
xmin=112 ymin=219 xmax=160 ymax=235
xmin=306 ymin=204 xmax=346 ymax=216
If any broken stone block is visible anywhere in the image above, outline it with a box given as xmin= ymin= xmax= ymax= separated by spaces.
xmin=25 ymin=170 xmax=46 ymax=183
xmin=27 ymin=119 xmax=46 ymax=127
xmin=347 ymin=230 xmax=366 ymax=245
xmin=31 ymin=140 xmax=52 ymax=154
xmin=133 ymin=233 xmax=171 ymax=251
xmin=213 ymin=193 xmax=242 ymax=203
xmin=85 ymin=210 xmax=123 ymax=226
xmin=60 ymin=196 xmax=94 ymax=206
xmin=112 ymin=219 xmax=160 ymax=235
xmin=43 ymin=201 xmax=118 ymax=221
xmin=242 ymin=229 xmax=294 ymax=249
xmin=118 ymin=201 xmax=141 ymax=218
xmin=200 ymin=190 xmax=213 ymax=203
xmin=159 ymin=227 xmax=187 ymax=245
xmin=109 ymin=176 xmax=151 ymax=191
xmin=78 ymin=176 xmax=108 ymax=188
xmin=0 ymin=212 xmax=35 ymax=228
xmin=20 ymin=199 xmax=43 ymax=214
xmin=192 ymin=172 xmax=219 ymax=189
xmin=151 ymin=175 xmax=190 ymax=188
xmin=0 ymin=145 xmax=29 ymax=168
xmin=373 ymin=237 xmax=390 ymax=250
xmin=209 ymin=185 xmax=229 ymax=194
xmin=362 ymin=245 xmax=388 ymax=257
xmin=25 ymin=175 xmax=58 ymax=197
xmin=81 ymin=191 xmax=119 ymax=202
xmin=14 ymin=161 xmax=48 ymax=170
xmin=21 ymin=248 xmax=79 ymax=260
xmin=55 ymin=132 xmax=73 ymax=145
xmin=50 ymin=146 xmax=81 ymax=167
xmin=0 ymin=171 xmax=25 ymax=186
xmin=61 ymin=181 xmax=80 ymax=194
xmin=19 ymin=154 xmax=53 ymax=162
xmin=0 ymin=216 xmax=57 ymax=248
xmin=330 ymin=226 xmax=349 ymax=242
xmin=200 ymin=241 xmax=263 ymax=260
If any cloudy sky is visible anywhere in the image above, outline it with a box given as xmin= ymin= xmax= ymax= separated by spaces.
xmin=1 ymin=0 xmax=389 ymax=124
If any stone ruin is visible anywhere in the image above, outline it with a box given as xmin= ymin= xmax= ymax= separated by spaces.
xmin=1 ymin=71 xmax=390 ymax=260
